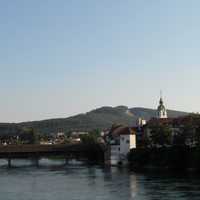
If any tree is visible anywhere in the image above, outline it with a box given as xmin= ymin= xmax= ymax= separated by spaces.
xmin=20 ymin=127 xmax=39 ymax=144
xmin=179 ymin=115 xmax=197 ymax=146
xmin=150 ymin=124 xmax=172 ymax=147
xmin=173 ymin=129 xmax=186 ymax=146
xmin=80 ymin=129 xmax=101 ymax=144
xmin=195 ymin=125 xmax=200 ymax=146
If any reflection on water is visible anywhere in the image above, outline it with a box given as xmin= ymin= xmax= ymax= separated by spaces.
xmin=0 ymin=159 xmax=200 ymax=200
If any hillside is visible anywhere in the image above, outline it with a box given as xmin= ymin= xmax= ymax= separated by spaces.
xmin=0 ymin=106 xmax=188 ymax=135
xmin=129 ymin=107 xmax=188 ymax=120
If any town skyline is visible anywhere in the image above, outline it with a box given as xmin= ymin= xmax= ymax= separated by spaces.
xmin=1 ymin=2 xmax=200 ymax=200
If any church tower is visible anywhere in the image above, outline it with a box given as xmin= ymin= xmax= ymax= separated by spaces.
xmin=157 ymin=93 xmax=167 ymax=119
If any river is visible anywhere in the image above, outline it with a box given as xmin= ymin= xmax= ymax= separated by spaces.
xmin=0 ymin=159 xmax=200 ymax=200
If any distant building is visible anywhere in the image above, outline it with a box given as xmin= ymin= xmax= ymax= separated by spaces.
xmin=56 ymin=132 xmax=65 ymax=137
xmin=40 ymin=141 xmax=53 ymax=145
xmin=70 ymin=131 xmax=89 ymax=143
xmin=71 ymin=138 xmax=81 ymax=143
xmin=137 ymin=117 xmax=147 ymax=128
xmin=71 ymin=131 xmax=89 ymax=137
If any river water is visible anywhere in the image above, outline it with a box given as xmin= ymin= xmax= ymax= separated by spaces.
xmin=0 ymin=159 xmax=200 ymax=200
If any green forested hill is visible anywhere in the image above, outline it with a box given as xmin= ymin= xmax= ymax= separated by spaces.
xmin=0 ymin=106 xmax=188 ymax=135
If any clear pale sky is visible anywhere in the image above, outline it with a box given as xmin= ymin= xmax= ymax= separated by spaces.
xmin=1 ymin=0 xmax=200 ymax=122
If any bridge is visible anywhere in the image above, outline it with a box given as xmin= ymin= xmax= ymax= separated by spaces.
xmin=0 ymin=143 xmax=105 ymax=167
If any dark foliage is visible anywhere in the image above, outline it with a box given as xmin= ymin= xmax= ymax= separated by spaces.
xmin=128 ymin=147 xmax=200 ymax=171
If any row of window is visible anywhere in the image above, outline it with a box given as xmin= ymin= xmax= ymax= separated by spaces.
xmin=121 ymin=137 xmax=130 ymax=144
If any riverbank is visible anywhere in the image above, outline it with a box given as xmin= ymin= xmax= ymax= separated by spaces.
xmin=128 ymin=146 xmax=200 ymax=172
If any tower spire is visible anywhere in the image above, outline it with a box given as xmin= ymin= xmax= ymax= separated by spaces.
xmin=159 ymin=90 xmax=163 ymax=105
xmin=160 ymin=90 xmax=162 ymax=99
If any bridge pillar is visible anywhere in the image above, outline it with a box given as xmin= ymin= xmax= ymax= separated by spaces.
xmin=32 ymin=157 xmax=39 ymax=167
xmin=8 ymin=158 xmax=11 ymax=168
xmin=65 ymin=158 xmax=69 ymax=165
xmin=35 ymin=158 xmax=39 ymax=167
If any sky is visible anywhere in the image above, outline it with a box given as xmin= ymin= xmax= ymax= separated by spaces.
xmin=1 ymin=0 xmax=200 ymax=122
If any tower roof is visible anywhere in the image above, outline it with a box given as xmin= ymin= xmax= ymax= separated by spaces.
xmin=159 ymin=97 xmax=163 ymax=105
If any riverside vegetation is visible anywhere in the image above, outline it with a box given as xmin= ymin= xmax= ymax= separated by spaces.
xmin=128 ymin=114 xmax=200 ymax=171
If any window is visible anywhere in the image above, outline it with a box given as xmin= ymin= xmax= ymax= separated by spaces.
xmin=126 ymin=140 xmax=129 ymax=144
xmin=118 ymin=147 xmax=120 ymax=151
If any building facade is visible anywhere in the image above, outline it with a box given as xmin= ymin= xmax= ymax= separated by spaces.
xmin=105 ymin=125 xmax=136 ymax=165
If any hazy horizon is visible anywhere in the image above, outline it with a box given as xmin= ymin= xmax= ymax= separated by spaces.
xmin=1 ymin=0 xmax=200 ymax=122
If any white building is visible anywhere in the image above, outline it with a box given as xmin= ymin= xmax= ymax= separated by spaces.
xmin=71 ymin=131 xmax=89 ymax=137
xmin=56 ymin=132 xmax=65 ymax=137
xmin=105 ymin=125 xmax=136 ymax=165
xmin=137 ymin=117 xmax=147 ymax=128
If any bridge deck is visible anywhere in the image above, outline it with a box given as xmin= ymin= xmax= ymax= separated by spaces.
xmin=0 ymin=144 xmax=89 ymax=158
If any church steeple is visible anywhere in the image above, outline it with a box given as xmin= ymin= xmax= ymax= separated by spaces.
xmin=157 ymin=92 xmax=167 ymax=119
xmin=159 ymin=90 xmax=163 ymax=104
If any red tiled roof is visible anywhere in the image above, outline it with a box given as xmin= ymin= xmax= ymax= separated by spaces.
xmin=147 ymin=118 xmax=173 ymax=126
xmin=109 ymin=125 xmax=135 ymax=137
xmin=147 ymin=114 xmax=199 ymax=127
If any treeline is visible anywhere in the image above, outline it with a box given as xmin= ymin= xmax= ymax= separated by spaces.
xmin=0 ymin=127 xmax=42 ymax=145
xmin=141 ymin=114 xmax=200 ymax=148
xmin=129 ymin=114 xmax=200 ymax=171
xmin=79 ymin=129 xmax=101 ymax=144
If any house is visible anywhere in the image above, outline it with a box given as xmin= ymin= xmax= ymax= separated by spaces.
xmin=70 ymin=131 xmax=89 ymax=143
xmin=105 ymin=125 xmax=136 ymax=165
xmin=56 ymin=132 xmax=65 ymax=137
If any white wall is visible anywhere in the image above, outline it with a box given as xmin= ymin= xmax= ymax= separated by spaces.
xmin=109 ymin=134 xmax=136 ymax=165
xmin=120 ymin=134 xmax=136 ymax=154
xmin=110 ymin=145 xmax=120 ymax=165
xmin=130 ymin=134 xmax=136 ymax=149
xmin=120 ymin=135 xmax=130 ymax=155
xmin=120 ymin=134 xmax=136 ymax=155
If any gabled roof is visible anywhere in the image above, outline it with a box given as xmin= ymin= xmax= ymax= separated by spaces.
xmin=108 ymin=125 xmax=135 ymax=138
